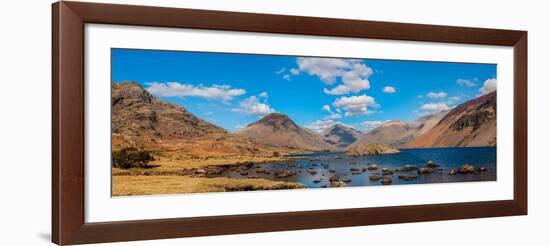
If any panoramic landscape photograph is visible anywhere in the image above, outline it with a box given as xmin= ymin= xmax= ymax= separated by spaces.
xmin=111 ymin=48 xmax=497 ymax=196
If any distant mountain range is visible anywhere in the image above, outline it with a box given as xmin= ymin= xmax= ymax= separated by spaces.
xmin=351 ymin=111 xmax=448 ymax=148
xmin=112 ymin=81 xmax=496 ymax=155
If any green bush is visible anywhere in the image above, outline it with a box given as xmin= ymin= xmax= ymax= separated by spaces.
xmin=112 ymin=147 xmax=154 ymax=169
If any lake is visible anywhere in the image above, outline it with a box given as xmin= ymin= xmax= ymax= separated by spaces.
xmin=208 ymin=147 xmax=496 ymax=188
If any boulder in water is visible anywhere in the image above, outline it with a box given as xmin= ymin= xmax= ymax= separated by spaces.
xmin=399 ymin=165 xmax=418 ymax=171
xmin=426 ymin=160 xmax=440 ymax=168
xmin=381 ymin=176 xmax=392 ymax=185
xmin=417 ymin=167 xmax=434 ymax=174
xmin=459 ymin=164 xmax=475 ymax=174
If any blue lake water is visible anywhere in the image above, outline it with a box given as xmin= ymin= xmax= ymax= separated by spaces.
xmin=210 ymin=147 xmax=496 ymax=188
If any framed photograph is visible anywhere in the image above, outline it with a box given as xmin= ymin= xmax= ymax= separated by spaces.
xmin=52 ymin=1 xmax=527 ymax=245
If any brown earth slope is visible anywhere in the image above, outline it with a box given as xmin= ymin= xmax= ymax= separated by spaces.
xmin=112 ymin=81 xmax=226 ymax=148
xmin=237 ymin=113 xmax=337 ymax=152
xmin=350 ymin=121 xmax=420 ymax=148
xmin=321 ymin=124 xmax=363 ymax=150
xmin=111 ymin=81 xmax=282 ymax=157
xmin=403 ymin=91 xmax=496 ymax=148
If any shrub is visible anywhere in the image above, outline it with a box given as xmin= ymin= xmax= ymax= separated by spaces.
xmin=112 ymin=147 xmax=154 ymax=169
xmin=273 ymin=151 xmax=280 ymax=157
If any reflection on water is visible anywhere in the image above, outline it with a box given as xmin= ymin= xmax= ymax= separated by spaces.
xmin=208 ymin=147 xmax=497 ymax=188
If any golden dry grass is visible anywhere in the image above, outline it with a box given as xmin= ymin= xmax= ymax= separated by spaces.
xmin=112 ymin=175 xmax=305 ymax=196
xmin=111 ymin=153 xmax=293 ymax=176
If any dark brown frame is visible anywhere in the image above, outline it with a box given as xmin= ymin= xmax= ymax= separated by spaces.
xmin=52 ymin=1 xmax=527 ymax=245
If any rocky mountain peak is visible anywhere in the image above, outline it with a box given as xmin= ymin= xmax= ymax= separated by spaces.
xmin=322 ymin=124 xmax=363 ymax=150
xmin=111 ymin=81 xmax=226 ymax=148
xmin=249 ymin=113 xmax=299 ymax=131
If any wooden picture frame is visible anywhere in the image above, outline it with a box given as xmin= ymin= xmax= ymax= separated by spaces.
xmin=52 ymin=1 xmax=527 ymax=245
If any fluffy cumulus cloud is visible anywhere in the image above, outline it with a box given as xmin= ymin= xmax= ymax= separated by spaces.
xmin=333 ymin=94 xmax=379 ymax=117
xmin=426 ymin=91 xmax=447 ymax=99
xmin=456 ymin=79 xmax=477 ymax=87
xmin=292 ymin=57 xmax=374 ymax=95
xmin=306 ymin=119 xmax=338 ymax=133
xmin=296 ymin=57 xmax=351 ymax=84
xmin=146 ymin=82 xmax=246 ymax=101
xmin=232 ymin=94 xmax=275 ymax=116
xmin=322 ymin=105 xmax=332 ymax=113
xmin=479 ymin=78 xmax=497 ymax=95
xmin=419 ymin=103 xmax=449 ymax=112
xmin=382 ymin=86 xmax=396 ymax=94
xmin=306 ymin=105 xmax=345 ymax=132
xmin=325 ymin=113 xmax=342 ymax=120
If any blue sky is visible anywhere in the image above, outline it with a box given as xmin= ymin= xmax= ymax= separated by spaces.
xmin=112 ymin=48 xmax=497 ymax=132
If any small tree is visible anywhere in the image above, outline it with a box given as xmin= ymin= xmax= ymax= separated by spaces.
xmin=112 ymin=147 xmax=154 ymax=169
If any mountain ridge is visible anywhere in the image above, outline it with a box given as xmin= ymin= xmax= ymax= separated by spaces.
xmin=403 ymin=91 xmax=496 ymax=148
xmin=321 ymin=123 xmax=363 ymax=150
xmin=111 ymin=81 xmax=226 ymax=148
xmin=349 ymin=110 xmax=449 ymax=149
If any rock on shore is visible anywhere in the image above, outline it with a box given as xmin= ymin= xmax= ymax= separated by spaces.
xmin=346 ymin=143 xmax=400 ymax=156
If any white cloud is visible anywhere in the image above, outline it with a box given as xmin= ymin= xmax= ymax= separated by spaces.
xmin=146 ymin=82 xmax=246 ymax=101
xmin=419 ymin=103 xmax=449 ymax=112
xmin=293 ymin=57 xmax=373 ymax=95
xmin=322 ymin=105 xmax=332 ymax=113
xmin=360 ymin=120 xmax=390 ymax=133
xmin=323 ymin=63 xmax=373 ymax=95
xmin=426 ymin=91 xmax=448 ymax=99
xmin=382 ymin=86 xmax=396 ymax=94
xmin=306 ymin=119 xmax=344 ymax=133
xmin=479 ymin=78 xmax=497 ymax=95
xmin=296 ymin=57 xmax=351 ymax=85
xmin=447 ymin=96 xmax=461 ymax=105
xmin=306 ymin=104 xmax=344 ymax=132
xmin=282 ymin=74 xmax=291 ymax=81
xmin=456 ymin=79 xmax=477 ymax=87
xmin=275 ymin=68 xmax=286 ymax=74
xmin=232 ymin=95 xmax=275 ymax=116
xmin=258 ymin=92 xmax=268 ymax=98
xmin=333 ymin=94 xmax=379 ymax=117
xmin=325 ymin=113 xmax=342 ymax=120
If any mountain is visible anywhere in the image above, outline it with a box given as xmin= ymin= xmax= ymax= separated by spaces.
xmin=403 ymin=91 xmax=496 ymax=148
xmin=112 ymin=81 xmax=281 ymax=157
xmin=111 ymin=81 xmax=226 ymax=148
xmin=349 ymin=111 xmax=449 ymax=148
xmin=321 ymin=124 xmax=363 ymax=149
xmin=350 ymin=121 xmax=419 ymax=148
xmin=415 ymin=110 xmax=449 ymax=136
xmin=237 ymin=113 xmax=336 ymax=152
